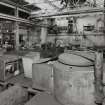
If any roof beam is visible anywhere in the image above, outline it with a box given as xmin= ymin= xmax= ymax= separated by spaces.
xmin=17 ymin=8 xmax=30 ymax=14
xmin=0 ymin=12 xmax=33 ymax=24
xmin=45 ymin=0 xmax=60 ymax=10
xmin=0 ymin=1 xmax=15 ymax=9
xmin=31 ymin=7 xmax=104 ymax=18
xmin=29 ymin=0 xmax=61 ymax=4
xmin=0 ymin=1 xmax=31 ymax=18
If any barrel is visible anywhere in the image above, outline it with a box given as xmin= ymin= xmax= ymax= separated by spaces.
xmin=32 ymin=64 xmax=53 ymax=92
xmin=22 ymin=52 xmax=40 ymax=78
xmin=53 ymin=52 xmax=95 ymax=105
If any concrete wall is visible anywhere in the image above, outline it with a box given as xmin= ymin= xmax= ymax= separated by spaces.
xmin=19 ymin=27 xmax=41 ymax=47
xmin=55 ymin=17 xmax=68 ymax=27
xmin=28 ymin=14 xmax=104 ymax=48
xmin=76 ymin=15 xmax=104 ymax=33
xmin=46 ymin=14 xmax=105 ymax=47
xmin=28 ymin=27 xmax=41 ymax=46
xmin=19 ymin=29 xmax=27 ymax=35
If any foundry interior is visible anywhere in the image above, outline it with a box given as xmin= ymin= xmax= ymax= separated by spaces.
xmin=0 ymin=0 xmax=105 ymax=105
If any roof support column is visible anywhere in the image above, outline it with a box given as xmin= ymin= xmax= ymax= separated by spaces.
xmin=14 ymin=21 xmax=19 ymax=51
xmin=26 ymin=27 xmax=31 ymax=48
xmin=94 ymin=50 xmax=104 ymax=104
xmin=14 ymin=7 xmax=19 ymax=50
xmin=40 ymin=19 xmax=48 ymax=44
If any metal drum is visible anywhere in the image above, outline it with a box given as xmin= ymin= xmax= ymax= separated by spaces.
xmin=53 ymin=52 xmax=95 ymax=105
xmin=22 ymin=52 xmax=40 ymax=78
xmin=32 ymin=63 xmax=53 ymax=92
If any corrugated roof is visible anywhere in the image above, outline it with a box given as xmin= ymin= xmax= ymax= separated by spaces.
xmin=26 ymin=0 xmax=104 ymax=16
xmin=26 ymin=0 xmax=63 ymax=13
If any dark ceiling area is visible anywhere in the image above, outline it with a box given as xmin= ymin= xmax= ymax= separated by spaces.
xmin=24 ymin=4 xmax=41 ymax=11
xmin=18 ymin=10 xmax=30 ymax=19
xmin=0 ymin=4 xmax=15 ymax=16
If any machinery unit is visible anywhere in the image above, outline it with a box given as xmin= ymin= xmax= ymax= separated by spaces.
xmin=0 ymin=55 xmax=23 ymax=81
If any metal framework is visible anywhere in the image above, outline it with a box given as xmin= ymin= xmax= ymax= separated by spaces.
xmin=47 ymin=0 xmax=60 ymax=9
xmin=31 ymin=7 xmax=104 ymax=18
xmin=0 ymin=13 xmax=33 ymax=24
xmin=30 ymin=0 xmax=104 ymax=18
xmin=0 ymin=1 xmax=33 ymax=25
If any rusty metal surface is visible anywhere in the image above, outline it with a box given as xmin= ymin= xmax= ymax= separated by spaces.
xmin=32 ymin=64 xmax=53 ymax=92
xmin=53 ymin=61 xmax=95 ymax=105
xmin=58 ymin=53 xmax=94 ymax=66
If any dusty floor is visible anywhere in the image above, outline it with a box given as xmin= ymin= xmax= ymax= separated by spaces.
xmin=0 ymin=52 xmax=105 ymax=105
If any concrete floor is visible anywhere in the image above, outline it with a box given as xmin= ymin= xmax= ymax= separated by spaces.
xmin=0 ymin=51 xmax=105 ymax=105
